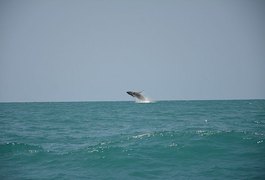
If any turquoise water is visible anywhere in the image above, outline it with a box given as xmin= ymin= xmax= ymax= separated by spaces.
xmin=0 ymin=100 xmax=265 ymax=179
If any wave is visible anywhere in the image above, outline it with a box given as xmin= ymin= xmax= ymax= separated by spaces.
xmin=1 ymin=129 xmax=262 ymax=157
xmin=1 ymin=129 xmax=264 ymax=180
xmin=0 ymin=142 xmax=44 ymax=154
xmin=71 ymin=129 xmax=264 ymax=156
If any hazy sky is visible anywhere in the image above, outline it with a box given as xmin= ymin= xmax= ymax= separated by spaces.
xmin=1 ymin=0 xmax=265 ymax=102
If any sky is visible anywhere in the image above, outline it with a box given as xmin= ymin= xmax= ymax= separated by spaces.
xmin=0 ymin=0 xmax=265 ymax=102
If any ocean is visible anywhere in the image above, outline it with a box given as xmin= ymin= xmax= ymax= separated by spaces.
xmin=0 ymin=100 xmax=264 ymax=179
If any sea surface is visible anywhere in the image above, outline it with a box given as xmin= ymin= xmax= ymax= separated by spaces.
xmin=0 ymin=100 xmax=265 ymax=179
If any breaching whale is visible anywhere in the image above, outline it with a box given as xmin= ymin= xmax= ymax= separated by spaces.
xmin=127 ymin=91 xmax=146 ymax=101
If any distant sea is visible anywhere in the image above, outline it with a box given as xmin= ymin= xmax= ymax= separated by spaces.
xmin=0 ymin=100 xmax=265 ymax=179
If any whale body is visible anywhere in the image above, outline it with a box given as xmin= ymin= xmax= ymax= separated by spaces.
xmin=126 ymin=91 xmax=146 ymax=101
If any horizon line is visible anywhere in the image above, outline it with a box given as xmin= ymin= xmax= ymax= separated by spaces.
xmin=0 ymin=98 xmax=264 ymax=103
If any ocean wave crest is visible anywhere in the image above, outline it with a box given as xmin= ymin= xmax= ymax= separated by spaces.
xmin=0 ymin=142 xmax=44 ymax=154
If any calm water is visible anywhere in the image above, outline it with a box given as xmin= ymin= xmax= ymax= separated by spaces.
xmin=0 ymin=100 xmax=265 ymax=179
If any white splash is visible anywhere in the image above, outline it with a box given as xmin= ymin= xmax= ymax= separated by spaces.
xmin=132 ymin=133 xmax=151 ymax=139
xmin=257 ymin=140 xmax=263 ymax=144
xmin=135 ymin=97 xmax=155 ymax=104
